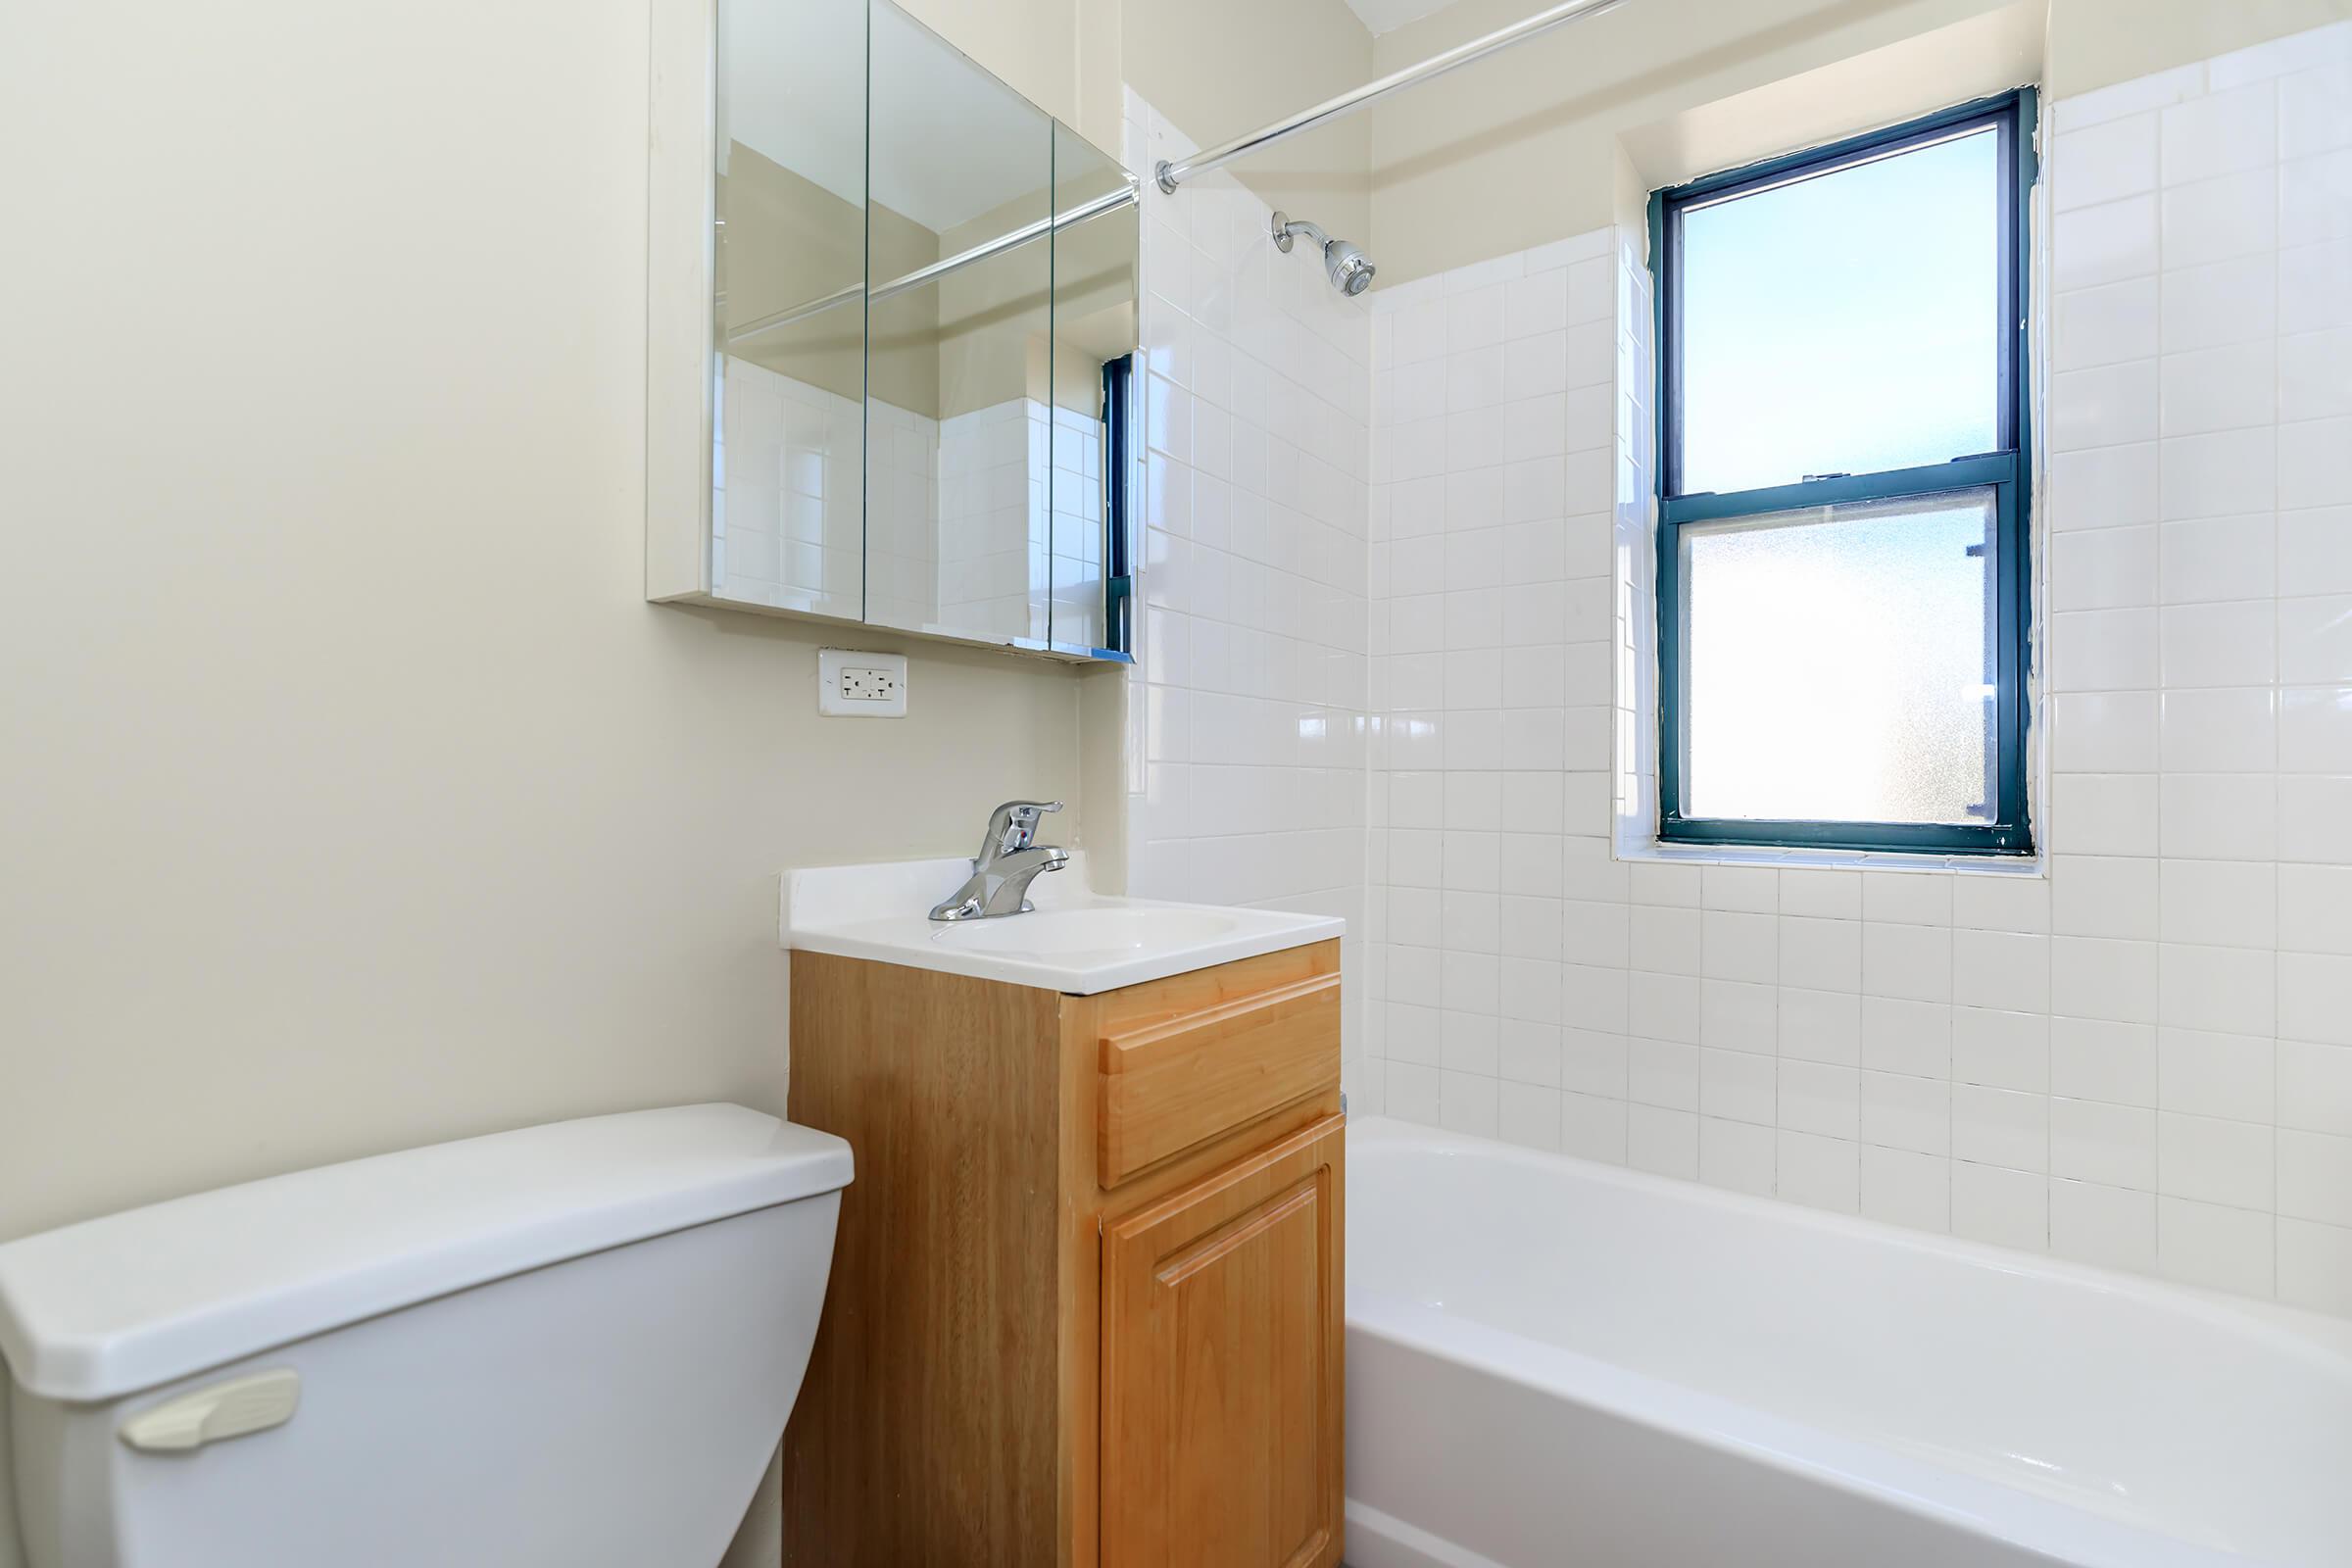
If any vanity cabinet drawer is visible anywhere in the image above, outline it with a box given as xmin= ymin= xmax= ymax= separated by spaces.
xmin=1098 ymin=967 xmax=1341 ymax=1188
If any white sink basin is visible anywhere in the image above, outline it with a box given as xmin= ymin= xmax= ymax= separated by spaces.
xmin=780 ymin=855 xmax=1344 ymax=994
xmin=941 ymin=905 xmax=1241 ymax=959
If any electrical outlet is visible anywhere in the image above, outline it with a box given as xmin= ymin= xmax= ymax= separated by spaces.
xmin=816 ymin=649 xmax=908 ymax=717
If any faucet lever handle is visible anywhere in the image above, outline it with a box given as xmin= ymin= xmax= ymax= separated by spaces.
xmin=983 ymin=799 xmax=1063 ymax=858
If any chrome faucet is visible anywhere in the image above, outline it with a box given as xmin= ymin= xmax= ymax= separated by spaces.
xmin=929 ymin=800 xmax=1069 ymax=921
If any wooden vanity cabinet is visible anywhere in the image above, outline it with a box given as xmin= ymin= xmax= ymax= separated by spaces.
xmin=780 ymin=939 xmax=1345 ymax=1568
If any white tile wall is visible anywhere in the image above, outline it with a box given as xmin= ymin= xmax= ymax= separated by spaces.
xmin=1343 ymin=24 xmax=2352 ymax=1318
xmin=1120 ymin=92 xmax=1374 ymax=1070
xmin=1358 ymin=223 xmax=1630 ymax=1152
xmin=2034 ymin=21 xmax=2352 ymax=1311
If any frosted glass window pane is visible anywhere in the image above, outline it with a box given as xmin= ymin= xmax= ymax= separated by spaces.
xmin=1681 ymin=490 xmax=1996 ymax=824
xmin=1677 ymin=127 xmax=2000 ymax=495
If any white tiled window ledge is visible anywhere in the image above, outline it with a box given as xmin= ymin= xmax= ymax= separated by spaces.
xmin=1617 ymin=840 xmax=2050 ymax=878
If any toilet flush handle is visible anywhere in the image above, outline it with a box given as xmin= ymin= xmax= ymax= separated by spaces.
xmin=119 ymin=1368 xmax=301 ymax=1452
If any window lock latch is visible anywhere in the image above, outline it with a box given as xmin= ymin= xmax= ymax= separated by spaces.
xmin=1799 ymin=471 xmax=1851 ymax=482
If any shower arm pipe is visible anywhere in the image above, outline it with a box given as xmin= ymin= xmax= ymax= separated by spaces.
xmin=725 ymin=180 xmax=1139 ymax=347
xmin=1153 ymin=0 xmax=1629 ymax=195
xmin=1274 ymin=215 xmax=1330 ymax=250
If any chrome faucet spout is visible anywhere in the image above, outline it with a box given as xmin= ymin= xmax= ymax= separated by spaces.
xmin=930 ymin=801 xmax=1068 ymax=920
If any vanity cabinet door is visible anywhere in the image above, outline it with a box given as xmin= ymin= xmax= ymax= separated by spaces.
xmin=1100 ymin=1116 xmax=1344 ymax=1568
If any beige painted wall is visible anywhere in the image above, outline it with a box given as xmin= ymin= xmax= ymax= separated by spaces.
xmin=0 ymin=0 xmax=1129 ymax=1560
xmin=1613 ymin=0 xmax=2044 ymax=202
xmin=1122 ymin=0 xmax=1378 ymax=243
xmin=1364 ymin=0 xmax=2352 ymax=287
xmin=1364 ymin=0 xmax=2030 ymax=284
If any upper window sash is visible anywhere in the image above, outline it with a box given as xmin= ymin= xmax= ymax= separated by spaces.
xmin=1656 ymin=92 xmax=2034 ymax=506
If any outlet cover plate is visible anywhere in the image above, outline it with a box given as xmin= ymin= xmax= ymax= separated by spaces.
xmin=817 ymin=649 xmax=908 ymax=717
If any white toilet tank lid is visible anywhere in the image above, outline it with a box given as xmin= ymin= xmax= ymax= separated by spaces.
xmin=0 ymin=1103 xmax=852 ymax=1404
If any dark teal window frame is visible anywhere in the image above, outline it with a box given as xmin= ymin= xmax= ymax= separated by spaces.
xmin=1102 ymin=351 xmax=1136 ymax=657
xmin=1650 ymin=90 xmax=2038 ymax=856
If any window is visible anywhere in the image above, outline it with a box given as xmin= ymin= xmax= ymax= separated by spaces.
xmin=1652 ymin=92 xmax=2035 ymax=855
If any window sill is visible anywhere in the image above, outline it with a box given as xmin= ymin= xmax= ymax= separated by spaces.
xmin=1617 ymin=838 xmax=2045 ymax=878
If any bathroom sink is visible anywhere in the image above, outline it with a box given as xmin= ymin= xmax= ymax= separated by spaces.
xmin=779 ymin=855 xmax=1343 ymax=994
xmin=940 ymin=905 xmax=1240 ymax=959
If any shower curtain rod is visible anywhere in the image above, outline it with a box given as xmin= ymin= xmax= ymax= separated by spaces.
xmin=726 ymin=180 xmax=1140 ymax=347
xmin=1153 ymin=0 xmax=1628 ymax=194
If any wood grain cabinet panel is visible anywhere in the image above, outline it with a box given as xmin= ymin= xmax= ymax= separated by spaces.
xmin=782 ymin=940 xmax=1344 ymax=1567
xmin=1101 ymin=1117 xmax=1346 ymax=1568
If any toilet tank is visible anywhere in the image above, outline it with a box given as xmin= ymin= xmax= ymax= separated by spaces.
xmin=0 ymin=1103 xmax=852 ymax=1568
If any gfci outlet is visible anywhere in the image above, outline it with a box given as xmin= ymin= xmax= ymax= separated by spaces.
xmin=816 ymin=649 xmax=908 ymax=717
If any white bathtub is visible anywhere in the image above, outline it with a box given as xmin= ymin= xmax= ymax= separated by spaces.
xmin=1344 ymin=1118 xmax=2352 ymax=1568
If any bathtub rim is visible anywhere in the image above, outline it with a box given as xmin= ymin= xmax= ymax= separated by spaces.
xmin=1348 ymin=1286 xmax=2247 ymax=1568
xmin=1345 ymin=1115 xmax=2352 ymax=1367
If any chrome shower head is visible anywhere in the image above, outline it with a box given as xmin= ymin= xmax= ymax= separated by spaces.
xmin=1272 ymin=211 xmax=1376 ymax=298
xmin=1324 ymin=239 xmax=1376 ymax=295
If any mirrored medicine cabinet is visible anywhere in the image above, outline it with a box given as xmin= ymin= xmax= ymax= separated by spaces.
xmin=646 ymin=0 xmax=1141 ymax=662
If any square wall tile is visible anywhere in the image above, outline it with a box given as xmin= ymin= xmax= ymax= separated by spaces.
xmin=2052 ymin=1178 xmax=2158 ymax=1272
xmin=2052 ymin=1097 xmax=2159 ymax=1189
xmin=2159 ymin=1027 xmax=2276 ymax=1123
xmin=2158 ymin=1111 xmax=2276 ymax=1208
xmin=2052 ymin=525 xmax=2159 ymax=610
xmin=2052 ymin=1016 xmax=2159 ymax=1106
xmin=2279 ymin=1218 xmax=2352 ymax=1313
xmin=1627 ymin=1104 xmax=1698 ymax=1180
xmin=2160 ymin=81 xmax=2278 ymax=187
xmin=1953 ymin=1161 xmax=2049 ymax=1251
xmin=2056 ymin=278 xmax=2160 ymax=369
xmin=1861 ymin=1145 xmax=1951 ymax=1232
xmin=2158 ymin=773 xmax=2277 ymax=860
xmin=2160 ymin=169 xmax=2278 ymax=268
xmin=1778 ymin=1131 xmax=1860 ymax=1212
xmin=1699 ymin=1116 xmax=1776 ymax=1197
xmin=2161 ymin=255 xmax=2276 ymax=351
xmin=2055 ymin=692 xmax=2161 ymax=772
xmin=2158 ymin=1198 xmax=2275 ymax=1295
xmin=2058 ymin=113 xmax=2160 ymax=210
xmin=2281 ymin=1129 xmax=2352 ymax=1225
xmin=2056 ymin=196 xmax=2159 ymax=291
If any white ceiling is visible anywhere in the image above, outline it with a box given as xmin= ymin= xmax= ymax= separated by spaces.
xmin=1342 ymin=0 xmax=1455 ymax=37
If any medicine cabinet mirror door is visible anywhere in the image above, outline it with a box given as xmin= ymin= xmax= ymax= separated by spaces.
xmin=707 ymin=0 xmax=867 ymax=620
